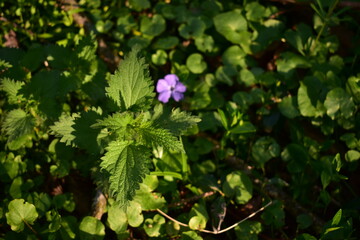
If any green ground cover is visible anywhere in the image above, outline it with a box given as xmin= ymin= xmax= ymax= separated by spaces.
xmin=0 ymin=0 xmax=359 ymax=239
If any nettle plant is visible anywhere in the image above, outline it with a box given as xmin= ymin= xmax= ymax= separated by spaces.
xmin=50 ymin=47 xmax=200 ymax=207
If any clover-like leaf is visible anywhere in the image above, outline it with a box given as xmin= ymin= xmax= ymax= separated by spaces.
xmin=79 ymin=216 xmax=105 ymax=240
xmin=186 ymin=53 xmax=207 ymax=74
xmin=144 ymin=214 xmax=166 ymax=237
xmin=179 ymin=17 xmax=206 ymax=39
xmin=126 ymin=201 xmax=144 ymax=227
xmin=6 ymin=199 xmax=39 ymax=232
xmin=140 ymin=14 xmax=166 ymax=37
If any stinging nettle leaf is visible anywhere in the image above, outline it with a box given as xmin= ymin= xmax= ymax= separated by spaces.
xmin=50 ymin=108 xmax=102 ymax=154
xmin=0 ymin=78 xmax=25 ymax=104
xmin=106 ymin=47 xmax=155 ymax=111
xmin=50 ymin=114 xmax=78 ymax=147
xmin=100 ymin=140 xmax=151 ymax=207
xmin=138 ymin=122 xmax=184 ymax=152
xmin=152 ymin=104 xmax=201 ymax=136
xmin=2 ymin=109 xmax=35 ymax=143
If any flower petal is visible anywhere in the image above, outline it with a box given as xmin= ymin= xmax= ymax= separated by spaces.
xmin=174 ymin=81 xmax=186 ymax=93
xmin=158 ymin=91 xmax=171 ymax=103
xmin=164 ymin=74 xmax=179 ymax=87
xmin=156 ymin=79 xmax=170 ymax=93
xmin=172 ymin=91 xmax=184 ymax=102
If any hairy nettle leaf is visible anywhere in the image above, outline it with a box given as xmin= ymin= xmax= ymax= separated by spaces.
xmin=106 ymin=47 xmax=155 ymax=111
xmin=0 ymin=78 xmax=25 ymax=104
xmin=2 ymin=109 xmax=35 ymax=143
xmin=101 ymin=141 xmax=151 ymax=207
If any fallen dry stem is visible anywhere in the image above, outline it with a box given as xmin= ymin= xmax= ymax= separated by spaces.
xmin=157 ymin=201 xmax=272 ymax=235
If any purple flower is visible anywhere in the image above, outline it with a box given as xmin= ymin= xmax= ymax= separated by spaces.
xmin=156 ymin=74 xmax=186 ymax=103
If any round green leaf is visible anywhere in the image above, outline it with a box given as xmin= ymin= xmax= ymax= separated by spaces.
xmin=239 ymin=68 xmax=257 ymax=86
xmin=245 ymin=2 xmax=267 ymax=21
xmin=95 ymin=20 xmax=113 ymax=33
xmin=222 ymin=45 xmax=247 ymax=67
xmin=222 ymin=171 xmax=253 ymax=204
xmin=252 ymin=137 xmax=280 ymax=168
xmin=213 ymin=10 xmax=248 ymax=44
xmin=278 ymin=96 xmax=300 ymax=119
xmin=151 ymin=50 xmax=167 ymax=65
xmin=107 ymin=204 xmax=128 ymax=234
xmin=186 ymin=53 xmax=207 ymax=74
xmin=126 ymin=201 xmax=143 ymax=227
xmin=6 ymin=199 xmax=39 ymax=232
xmin=345 ymin=150 xmax=360 ymax=162
xmin=194 ymin=35 xmax=214 ymax=53
xmin=324 ymin=87 xmax=355 ymax=119
xmin=140 ymin=14 xmax=166 ymax=37
xmin=143 ymin=214 xmax=165 ymax=237
xmin=189 ymin=216 xmax=207 ymax=230
xmin=179 ymin=17 xmax=206 ymax=39
xmin=79 ymin=216 xmax=105 ymax=240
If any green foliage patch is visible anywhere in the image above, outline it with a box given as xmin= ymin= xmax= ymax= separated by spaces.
xmin=0 ymin=0 xmax=359 ymax=239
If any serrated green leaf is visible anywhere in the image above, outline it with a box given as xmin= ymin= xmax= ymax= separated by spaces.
xmin=50 ymin=114 xmax=78 ymax=146
xmin=106 ymin=47 xmax=155 ymax=111
xmin=138 ymin=122 xmax=184 ymax=152
xmin=0 ymin=78 xmax=25 ymax=104
xmin=101 ymin=141 xmax=150 ymax=207
xmin=76 ymin=34 xmax=98 ymax=62
xmin=6 ymin=199 xmax=38 ymax=232
xmin=2 ymin=109 xmax=35 ymax=143
xmin=51 ymin=109 xmax=102 ymax=154
xmin=0 ymin=59 xmax=13 ymax=70
xmin=152 ymin=104 xmax=201 ymax=136
xmin=22 ymin=70 xmax=80 ymax=118
xmin=91 ymin=112 xmax=134 ymax=135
